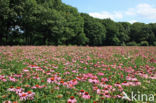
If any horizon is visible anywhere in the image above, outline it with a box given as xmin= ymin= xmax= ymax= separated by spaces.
xmin=62 ymin=0 xmax=156 ymax=24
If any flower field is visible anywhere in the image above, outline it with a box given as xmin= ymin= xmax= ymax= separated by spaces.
xmin=0 ymin=46 xmax=156 ymax=103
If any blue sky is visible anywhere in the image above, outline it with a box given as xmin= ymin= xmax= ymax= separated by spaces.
xmin=62 ymin=0 xmax=156 ymax=24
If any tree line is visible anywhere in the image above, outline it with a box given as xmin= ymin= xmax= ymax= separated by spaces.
xmin=0 ymin=0 xmax=156 ymax=46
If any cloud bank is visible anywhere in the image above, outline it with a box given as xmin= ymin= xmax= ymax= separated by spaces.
xmin=89 ymin=3 xmax=156 ymax=23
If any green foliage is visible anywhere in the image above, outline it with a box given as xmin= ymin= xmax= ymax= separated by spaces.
xmin=130 ymin=23 xmax=153 ymax=43
xmin=139 ymin=41 xmax=149 ymax=46
xmin=153 ymin=41 xmax=156 ymax=46
xmin=127 ymin=41 xmax=138 ymax=46
xmin=0 ymin=0 xmax=156 ymax=46
xmin=101 ymin=19 xmax=121 ymax=45
xmin=81 ymin=13 xmax=106 ymax=46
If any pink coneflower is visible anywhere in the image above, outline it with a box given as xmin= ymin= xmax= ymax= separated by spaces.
xmin=101 ymin=78 xmax=108 ymax=82
xmin=115 ymin=94 xmax=122 ymax=98
xmin=76 ymin=76 xmax=82 ymax=81
xmin=0 ymin=75 xmax=7 ymax=82
xmin=8 ymin=86 xmax=15 ymax=92
xmin=114 ymin=82 xmax=121 ymax=87
xmin=47 ymin=77 xmax=56 ymax=83
xmin=54 ymin=86 xmax=60 ymax=90
xmin=18 ymin=91 xmax=35 ymax=101
xmin=66 ymin=83 xmax=75 ymax=89
xmin=121 ymin=81 xmax=129 ymax=86
xmin=79 ymin=90 xmax=85 ymax=95
xmin=96 ymin=89 xmax=101 ymax=94
xmin=88 ymin=78 xmax=99 ymax=84
xmin=15 ymin=87 xmax=24 ymax=93
xmin=9 ymin=77 xmax=17 ymax=82
xmin=126 ymin=76 xmax=138 ymax=81
xmin=63 ymin=72 xmax=70 ymax=75
xmin=72 ymin=79 xmax=78 ymax=85
xmin=103 ymin=93 xmax=111 ymax=98
xmin=2 ymin=79 xmax=7 ymax=82
xmin=150 ymin=58 xmax=156 ymax=63
xmin=0 ymin=75 xmax=5 ymax=79
xmin=102 ymin=88 xmax=109 ymax=94
xmin=141 ymin=73 xmax=149 ymax=79
xmin=67 ymin=96 xmax=77 ymax=103
xmin=3 ymin=100 xmax=12 ymax=103
xmin=59 ymin=80 xmax=64 ymax=85
xmin=28 ymin=65 xmax=40 ymax=69
xmin=150 ymin=75 xmax=156 ymax=79
xmin=82 ymin=92 xmax=91 ymax=99
xmin=97 ymin=72 xmax=104 ymax=76
xmin=72 ymin=70 xmax=78 ymax=73
xmin=133 ymin=81 xmax=141 ymax=86
xmin=65 ymin=79 xmax=78 ymax=88
xmin=24 ymin=85 xmax=30 ymax=88
xmin=118 ymin=86 xmax=123 ymax=91
xmin=32 ymin=84 xmax=45 ymax=89
xmin=36 ymin=68 xmax=43 ymax=71
xmin=46 ymin=71 xmax=51 ymax=75
xmin=27 ymin=91 xmax=35 ymax=100
xmin=33 ymin=76 xmax=40 ymax=80
xmin=19 ymin=92 xmax=27 ymax=101
xmin=14 ymin=74 xmax=22 ymax=78
xmin=23 ymin=69 xmax=29 ymax=72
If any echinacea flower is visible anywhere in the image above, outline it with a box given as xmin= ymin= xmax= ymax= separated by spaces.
xmin=15 ymin=87 xmax=24 ymax=93
xmin=47 ymin=77 xmax=56 ymax=83
xmin=33 ymin=76 xmax=40 ymax=80
xmin=82 ymin=92 xmax=90 ymax=99
xmin=32 ymin=84 xmax=45 ymax=89
xmin=9 ymin=77 xmax=17 ymax=82
xmin=18 ymin=91 xmax=35 ymax=101
xmin=27 ymin=91 xmax=35 ymax=97
xmin=14 ymin=74 xmax=22 ymax=78
xmin=23 ymin=69 xmax=29 ymax=72
xmin=114 ymin=82 xmax=121 ymax=87
xmin=103 ymin=93 xmax=111 ymax=98
xmin=8 ymin=86 xmax=15 ymax=92
xmin=121 ymin=81 xmax=129 ymax=86
xmin=12 ymin=101 xmax=18 ymax=103
xmin=3 ymin=100 xmax=12 ymax=103
xmin=19 ymin=92 xmax=28 ymax=101
xmin=79 ymin=90 xmax=85 ymax=95
xmin=101 ymin=78 xmax=108 ymax=82
xmin=88 ymin=78 xmax=99 ymax=84
xmin=27 ymin=91 xmax=35 ymax=100
xmin=97 ymin=72 xmax=104 ymax=76
xmin=67 ymin=96 xmax=77 ymax=103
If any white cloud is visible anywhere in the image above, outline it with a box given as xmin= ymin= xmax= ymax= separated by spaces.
xmin=126 ymin=8 xmax=136 ymax=16
xmin=88 ymin=3 xmax=156 ymax=23
xmin=126 ymin=3 xmax=156 ymax=20
xmin=89 ymin=11 xmax=123 ymax=20
xmin=128 ymin=20 xmax=137 ymax=24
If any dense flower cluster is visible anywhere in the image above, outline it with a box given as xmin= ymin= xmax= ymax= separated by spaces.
xmin=0 ymin=46 xmax=155 ymax=102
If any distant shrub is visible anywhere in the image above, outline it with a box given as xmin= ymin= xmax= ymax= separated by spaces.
xmin=140 ymin=41 xmax=149 ymax=46
xmin=127 ymin=41 xmax=137 ymax=46
xmin=121 ymin=42 xmax=126 ymax=46
xmin=153 ymin=41 xmax=156 ymax=46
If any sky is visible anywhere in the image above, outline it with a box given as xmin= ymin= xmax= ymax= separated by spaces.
xmin=62 ymin=0 xmax=156 ymax=24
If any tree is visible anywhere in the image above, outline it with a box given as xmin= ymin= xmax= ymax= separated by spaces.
xmin=102 ymin=19 xmax=120 ymax=45
xmin=130 ymin=23 xmax=148 ymax=42
xmin=81 ymin=13 xmax=106 ymax=46
xmin=117 ymin=22 xmax=131 ymax=45
xmin=0 ymin=0 xmax=11 ymax=45
xmin=60 ymin=5 xmax=88 ymax=45
xmin=0 ymin=0 xmax=155 ymax=46
xmin=149 ymin=23 xmax=156 ymax=45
